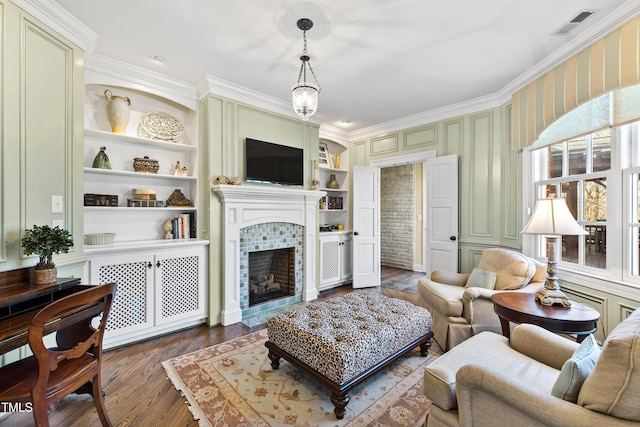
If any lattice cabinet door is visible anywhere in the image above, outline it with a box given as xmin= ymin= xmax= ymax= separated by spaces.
xmin=320 ymin=235 xmax=341 ymax=287
xmin=86 ymin=252 xmax=154 ymax=340
xmin=155 ymin=246 xmax=206 ymax=325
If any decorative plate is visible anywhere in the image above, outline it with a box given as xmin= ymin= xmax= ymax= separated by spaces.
xmin=138 ymin=111 xmax=185 ymax=141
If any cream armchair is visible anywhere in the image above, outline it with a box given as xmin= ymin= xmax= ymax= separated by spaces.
xmin=418 ymin=248 xmax=545 ymax=351
xmin=423 ymin=309 xmax=640 ymax=427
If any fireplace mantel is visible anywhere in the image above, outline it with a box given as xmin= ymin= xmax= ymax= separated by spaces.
xmin=212 ymin=184 xmax=325 ymax=325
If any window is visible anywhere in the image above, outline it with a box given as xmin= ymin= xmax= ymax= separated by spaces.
xmin=531 ymin=122 xmax=640 ymax=286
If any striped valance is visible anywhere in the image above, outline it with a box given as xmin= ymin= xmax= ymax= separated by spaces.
xmin=512 ymin=16 xmax=640 ymax=150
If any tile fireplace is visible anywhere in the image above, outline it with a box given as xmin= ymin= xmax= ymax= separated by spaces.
xmin=213 ymin=184 xmax=324 ymax=326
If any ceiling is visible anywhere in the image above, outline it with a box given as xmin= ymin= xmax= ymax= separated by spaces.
xmin=54 ymin=0 xmax=638 ymax=132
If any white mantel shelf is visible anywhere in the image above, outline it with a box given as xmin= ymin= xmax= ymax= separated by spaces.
xmin=212 ymin=184 xmax=325 ymax=202
xmin=212 ymin=183 xmax=324 ymax=326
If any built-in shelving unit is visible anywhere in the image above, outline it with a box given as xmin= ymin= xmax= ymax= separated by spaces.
xmin=82 ymin=83 xmax=207 ymax=348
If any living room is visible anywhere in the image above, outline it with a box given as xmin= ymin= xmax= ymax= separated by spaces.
xmin=2 ymin=0 xmax=640 ymax=425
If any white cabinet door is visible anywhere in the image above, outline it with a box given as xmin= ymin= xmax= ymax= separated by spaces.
xmin=155 ymin=246 xmax=207 ymax=326
xmin=320 ymin=235 xmax=341 ymax=287
xmin=340 ymin=236 xmax=353 ymax=281
xmin=87 ymin=252 xmax=155 ymax=341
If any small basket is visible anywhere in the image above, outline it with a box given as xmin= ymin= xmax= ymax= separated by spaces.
xmin=85 ymin=233 xmax=116 ymax=245
xmin=133 ymin=156 xmax=159 ymax=173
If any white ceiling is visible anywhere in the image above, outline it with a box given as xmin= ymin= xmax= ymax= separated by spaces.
xmin=54 ymin=0 xmax=638 ymax=132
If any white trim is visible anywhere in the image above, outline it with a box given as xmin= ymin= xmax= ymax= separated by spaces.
xmin=371 ymin=151 xmax=436 ymax=274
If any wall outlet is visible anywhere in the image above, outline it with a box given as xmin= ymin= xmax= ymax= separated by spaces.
xmin=52 ymin=195 xmax=63 ymax=213
xmin=52 ymin=219 xmax=64 ymax=228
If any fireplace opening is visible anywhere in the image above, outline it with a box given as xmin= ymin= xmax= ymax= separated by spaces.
xmin=248 ymin=247 xmax=295 ymax=306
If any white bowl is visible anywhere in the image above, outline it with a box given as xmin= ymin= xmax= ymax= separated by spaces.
xmin=85 ymin=233 xmax=116 ymax=245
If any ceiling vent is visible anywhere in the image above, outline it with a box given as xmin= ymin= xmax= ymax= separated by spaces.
xmin=554 ymin=10 xmax=596 ymax=35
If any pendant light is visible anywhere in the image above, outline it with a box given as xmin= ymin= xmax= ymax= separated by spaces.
xmin=292 ymin=18 xmax=320 ymax=120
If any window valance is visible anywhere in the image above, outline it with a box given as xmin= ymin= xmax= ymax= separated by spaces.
xmin=512 ymin=17 xmax=640 ymax=151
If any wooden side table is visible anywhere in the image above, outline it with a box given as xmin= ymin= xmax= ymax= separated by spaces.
xmin=491 ymin=292 xmax=600 ymax=343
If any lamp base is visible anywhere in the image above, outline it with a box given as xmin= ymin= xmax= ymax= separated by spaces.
xmin=535 ymin=287 xmax=572 ymax=307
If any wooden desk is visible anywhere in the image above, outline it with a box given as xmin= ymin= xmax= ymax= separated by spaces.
xmin=0 ymin=267 xmax=85 ymax=354
xmin=492 ymin=292 xmax=600 ymax=343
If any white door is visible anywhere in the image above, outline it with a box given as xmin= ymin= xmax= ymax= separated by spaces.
xmin=425 ymin=154 xmax=458 ymax=272
xmin=352 ymin=165 xmax=379 ymax=288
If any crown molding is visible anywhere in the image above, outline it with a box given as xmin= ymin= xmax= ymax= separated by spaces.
xmin=318 ymin=125 xmax=349 ymax=147
xmin=85 ymin=53 xmax=199 ymax=110
xmin=349 ymin=93 xmax=502 ymax=141
xmin=195 ymin=74 xmax=325 ymax=126
xmin=11 ymin=0 xmax=97 ymax=52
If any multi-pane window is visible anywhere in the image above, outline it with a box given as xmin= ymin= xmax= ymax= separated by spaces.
xmin=532 ymin=121 xmax=640 ymax=286
xmin=537 ymin=130 xmax=610 ymax=270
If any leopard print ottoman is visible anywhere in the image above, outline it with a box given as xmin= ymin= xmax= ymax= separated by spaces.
xmin=265 ymin=291 xmax=433 ymax=419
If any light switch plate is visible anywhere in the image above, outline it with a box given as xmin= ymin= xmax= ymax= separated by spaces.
xmin=52 ymin=195 xmax=63 ymax=213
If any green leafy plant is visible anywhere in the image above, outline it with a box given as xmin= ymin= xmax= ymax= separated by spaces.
xmin=21 ymin=225 xmax=74 ymax=270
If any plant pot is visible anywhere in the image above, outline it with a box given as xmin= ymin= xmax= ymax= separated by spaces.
xmin=34 ymin=268 xmax=56 ymax=285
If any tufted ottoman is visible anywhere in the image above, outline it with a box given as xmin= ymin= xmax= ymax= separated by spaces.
xmin=265 ymin=291 xmax=433 ymax=419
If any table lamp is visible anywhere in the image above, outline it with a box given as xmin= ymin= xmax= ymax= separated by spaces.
xmin=521 ymin=197 xmax=587 ymax=307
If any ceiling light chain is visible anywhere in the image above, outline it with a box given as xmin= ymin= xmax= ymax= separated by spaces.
xmin=292 ymin=18 xmax=320 ymax=121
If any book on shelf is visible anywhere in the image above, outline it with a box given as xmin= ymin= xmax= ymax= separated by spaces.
xmin=169 ymin=211 xmax=197 ymax=239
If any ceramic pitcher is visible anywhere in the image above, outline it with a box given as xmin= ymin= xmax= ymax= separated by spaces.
xmin=104 ymin=89 xmax=131 ymax=133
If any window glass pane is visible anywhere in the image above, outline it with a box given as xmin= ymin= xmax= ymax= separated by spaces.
xmin=568 ymin=136 xmax=587 ymax=175
xmin=584 ymin=178 xmax=607 ymax=221
xmin=585 ymin=225 xmax=606 ymax=269
xmin=636 ymin=173 xmax=640 ymax=222
xmin=545 ymin=184 xmax=557 ymax=198
xmin=563 ymin=235 xmax=579 ymax=264
xmin=548 ymin=144 xmax=563 ymax=178
xmin=592 ymin=129 xmax=611 ymax=172
xmin=561 ymin=181 xmax=579 ymax=220
xmin=633 ymin=227 xmax=640 ymax=277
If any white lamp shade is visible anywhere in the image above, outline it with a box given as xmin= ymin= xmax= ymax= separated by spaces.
xmin=292 ymin=83 xmax=319 ymax=120
xmin=521 ymin=198 xmax=587 ymax=236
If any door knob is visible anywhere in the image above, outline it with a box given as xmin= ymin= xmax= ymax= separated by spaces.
xmin=353 ymin=231 xmax=359 ymax=236
xmin=450 ymin=236 xmax=457 ymax=241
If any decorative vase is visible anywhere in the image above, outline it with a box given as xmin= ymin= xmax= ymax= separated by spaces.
xmin=327 ymin=173 xmax=339 ymax=189
xmin=34 ymin=268 xmax=56 ymax=285
xmin=104 ymin=89 xmax=131 ymax=133
xmin=312 ymin=160 xmax=320 ymax=190
xmin=92 ymin=146 xmax=112 ymax=169
xmin=334 ymin=153 xmax=341 ymax=169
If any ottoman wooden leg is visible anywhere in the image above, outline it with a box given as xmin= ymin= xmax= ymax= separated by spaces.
xmin=419 ymin=339 xmax=432 ymax=357
xmin=330 ymin=392 xmax=350 ymax=419
xmin=267 ymin=351 xmax=281 ymax=369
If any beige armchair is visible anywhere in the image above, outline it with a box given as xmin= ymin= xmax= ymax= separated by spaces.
xmin=418 ymin=248 xmax=545 ymax=351
xmin=423 ymin=309 xmax=640 ymax=427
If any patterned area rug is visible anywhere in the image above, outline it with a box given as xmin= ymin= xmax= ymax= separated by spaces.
xmin=163 ymin=329 xmax=438 ymax=426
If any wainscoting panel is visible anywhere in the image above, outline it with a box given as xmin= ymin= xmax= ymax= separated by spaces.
xmin=501 ymin=105 xmax=522 ymax=245
xmin=351 ymin=140 xmax=368 ymax=166
xmin=403 ymin=124 xmax=437 ymax=150
xmin=466 ymin=112 xmax=494 ymax=240
xmin=370 ymin=133 xmax=399 ymax=157
xmin=443 ymin=118 xmax=464 ymax=156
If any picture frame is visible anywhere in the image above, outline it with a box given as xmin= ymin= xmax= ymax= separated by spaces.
xmin=319 ymin=142 xmax=333 ymax=168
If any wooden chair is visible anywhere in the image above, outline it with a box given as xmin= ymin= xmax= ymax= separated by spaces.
xmin=0 ymin=282 xmax=117 ymax=427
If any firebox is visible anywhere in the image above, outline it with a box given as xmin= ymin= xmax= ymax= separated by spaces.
xmin=248 ymin=247 xmax=295 ymax=306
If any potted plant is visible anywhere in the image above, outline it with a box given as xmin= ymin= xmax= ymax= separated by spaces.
xmin=21 ymin=224 xmax=74 ymax=284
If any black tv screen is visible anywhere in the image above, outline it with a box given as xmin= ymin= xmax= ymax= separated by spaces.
xmin=245 ymin=138 xmax=304 ymax=186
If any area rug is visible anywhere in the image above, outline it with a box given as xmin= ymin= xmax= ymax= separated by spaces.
xmin=162 ymin=329 xmax=438 ymax=427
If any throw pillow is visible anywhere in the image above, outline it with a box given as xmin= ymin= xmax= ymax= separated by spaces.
xmin=465 ymin=268 xmax=496 ymax=290
xmin=551 ymin=334 xmax=600 ymax=403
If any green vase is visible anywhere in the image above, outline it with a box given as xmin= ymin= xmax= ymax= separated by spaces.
xmin=92 ymin=146 xmax=112 ymax=169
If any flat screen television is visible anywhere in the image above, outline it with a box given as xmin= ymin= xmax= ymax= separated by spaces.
xmin=245 ymin=138 xmax=304 ymax=186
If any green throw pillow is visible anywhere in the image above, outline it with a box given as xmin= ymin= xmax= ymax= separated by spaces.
xmin=465 ymin=268 xmax=496 ymax=289
xmin=551 ymin=334 xmax=600 ymax=403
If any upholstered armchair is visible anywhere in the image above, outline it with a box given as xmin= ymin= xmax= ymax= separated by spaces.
xmin=418 ymin=248 xmax=545 ymax=351
xmin=423 ymin=309 xmax=640 ymax=427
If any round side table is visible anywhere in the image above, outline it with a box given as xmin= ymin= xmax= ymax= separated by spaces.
xmin=491 ymin=292 xmax=600 ymax=343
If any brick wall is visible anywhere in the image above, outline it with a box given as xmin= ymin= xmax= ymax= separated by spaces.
xmin=381 ymin=164 xmax=415 ymax=269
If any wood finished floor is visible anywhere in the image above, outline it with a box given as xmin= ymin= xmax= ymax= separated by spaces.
xmin=2 ymin=266 xmax=425 ymax=427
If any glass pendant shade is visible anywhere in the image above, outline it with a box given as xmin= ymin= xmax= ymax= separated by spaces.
xmin=292 ymin=82 xmax=319 ymax=120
